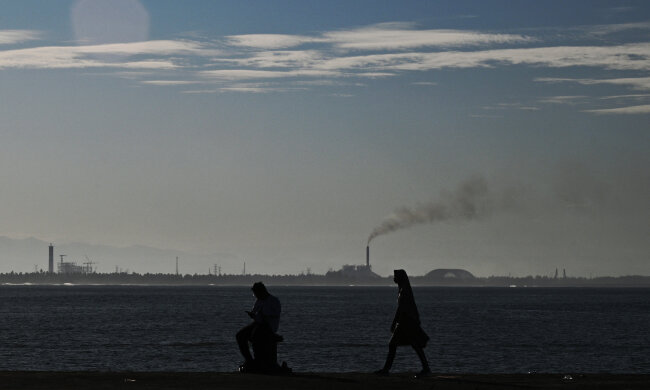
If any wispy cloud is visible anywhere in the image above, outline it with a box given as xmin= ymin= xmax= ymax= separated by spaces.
xmin=536 ymin=76 xmax=650 ymax=91
xmin=3 ymin=21 xmax=650 ymax=99
xmin=584 ymin=21 xmax=650 ymax=36
xmin=539 ymin=93 xmax=650 ymax=112
xmin=599 ymin=94 xmax=650 ymax=100
xmin=216 ymin=50 xmax=323 ymax=69
xmin=0 ymin=30 xmax=41 ymax=45
xmin=310 ymin=43 xmax=650 ymax=72
xmin=225 ymin=34 xmax=324 ymax=49
xmin=482 ymin=102 xmax=540 ymax=111
xmin=323 ymin=23 xmax=533 ymax=51
xmin=227 ymin=22 xmax=532 ymax=51
xmin=181 ymin=89 xmax=220 ymax=94
xmin=539 ymin=95 xmax=589 ymax=105
xmin=219 ymin=85 xmax=305 ymax=93
xmin=0 ymin=40 xmax=215 ymax=70
xmin=141 ymin=80 xmax=199 ymax=86
xmin=199 ymin=69 xmax=340 ymax=81
xmin=585 ymin=104 xmax=650 ymax=114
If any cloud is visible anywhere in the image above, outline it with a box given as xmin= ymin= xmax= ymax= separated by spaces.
xmin=538 ymin=92 xmax=650 ymax=111
xmin=536 ymin=76 xmax=650 ymax=92
xmin=311 ymin=43 xmax=650 ymax=72
xmin=207 ymin=29 xmax=650 ymax=89
xmin=0 ymin=40 xmax=215 ymax=70
xmin=181 ymin=89 xmax=220 ymax=94
xmin=216 ymin=50 xmax=323 ymax=69
xmin=584 ymin=104 xmax=650 ymax=114
xmin=482 ymin=102 xmax=540 ymax=111
xmin=323 ymin=24 xmax=533 ymax=51
xmin=599 ymin=94 xmax=650 ymax=100
xmin=584 ymin=21 xmax=650 ymax=36
xmin=226 ymin=34 xmax=324 ymax=49
xmin=607 ymin=6 xmax=635 ymax=13
xmin=199 ymin=69 xmax=340 ymax=81
xmin=539 ymin=95 xmax=589 ymax=105
xmin=219 ymin=85 xmax=305 ymax=93
xmin=226 ymin=22 xmax=532 ymax=51
xmin=0 ymin=30 xmax=41 ymax=45
xmin=3 ymin=21 xmax=650 ymax=96
xmin=141 ymin=80 xmax=199 ymax=85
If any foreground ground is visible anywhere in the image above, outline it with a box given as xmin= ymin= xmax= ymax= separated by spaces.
xmin=0 ymin=372 xmax=648 ymax=390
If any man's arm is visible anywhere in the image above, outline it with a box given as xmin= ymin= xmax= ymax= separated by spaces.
xmin=248 ymin=300 xmax=262 ymax=320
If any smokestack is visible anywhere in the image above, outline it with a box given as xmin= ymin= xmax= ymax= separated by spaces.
xmin=366 ymin=246 xmax=370 ymax=268
xmin=48 ymin=244 xmax=54 ymax=274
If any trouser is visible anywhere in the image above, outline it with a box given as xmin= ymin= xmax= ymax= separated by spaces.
xmin=236 ymin=322 xmax=276 ymax=364
xmin=236 ymin=322 xmax=257 ymax=362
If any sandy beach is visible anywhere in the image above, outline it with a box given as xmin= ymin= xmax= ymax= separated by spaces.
xmin=0 ymin=372 xmax=648 ymax=390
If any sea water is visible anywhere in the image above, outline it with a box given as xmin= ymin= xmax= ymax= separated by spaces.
xmin=0 ymin=285 xmax=648 ymax=373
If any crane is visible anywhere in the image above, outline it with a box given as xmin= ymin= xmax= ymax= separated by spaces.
xmin=83 ymin=255 xmax=96 ymax=274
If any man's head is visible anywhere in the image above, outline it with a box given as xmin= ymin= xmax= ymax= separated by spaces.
xmin=251 ymin=282 xmax=270 ymax=299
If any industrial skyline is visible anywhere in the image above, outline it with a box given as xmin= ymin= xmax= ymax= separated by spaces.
xmin=1 ymin=1 xmax=649 ymax=277
xmin=0 ymin=238 xmax=644 ymax=281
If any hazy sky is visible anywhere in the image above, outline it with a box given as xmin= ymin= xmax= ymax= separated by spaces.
xmin=1 ymin=0 xmax=649 ymax=276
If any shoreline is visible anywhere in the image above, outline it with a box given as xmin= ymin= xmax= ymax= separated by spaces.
xmin=1 ymin=372 xmax=648 ymax=389
xmin=3 ymin=283 xmax=650 ymax=288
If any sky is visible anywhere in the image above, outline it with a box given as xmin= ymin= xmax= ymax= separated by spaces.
xmin=0 ymin=0 xmax=649 ymax=277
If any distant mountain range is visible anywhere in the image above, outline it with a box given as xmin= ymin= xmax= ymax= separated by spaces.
xmin=0 ymin=236 xmax=238 ymax=274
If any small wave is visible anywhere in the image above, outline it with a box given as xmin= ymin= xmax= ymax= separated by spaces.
xmin=159 ymin=342 xmax=219 ymax=348
xmin=336 ymin=343 xmax=375 ymax=347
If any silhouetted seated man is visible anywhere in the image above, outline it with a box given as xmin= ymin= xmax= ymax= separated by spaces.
xmin=236 ymin=282 xmax=288 ymax=373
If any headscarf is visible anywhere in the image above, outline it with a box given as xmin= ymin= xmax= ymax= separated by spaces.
xmin=394 ymin=269 xmax=420 ymax=324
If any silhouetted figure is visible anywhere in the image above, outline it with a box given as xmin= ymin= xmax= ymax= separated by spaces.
xmin=375 ymin=269 xmax=431 ymax=378
xmin=236 ymin=282 xmax=289 ymax=374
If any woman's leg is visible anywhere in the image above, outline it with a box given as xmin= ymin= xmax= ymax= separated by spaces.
xmin=376 ymin=340 xmax=397 ymax=374
xmin=412 ymin=345 xmax=431 ymax=374
xmin=383 ymin=342 xmax=397 ymax=371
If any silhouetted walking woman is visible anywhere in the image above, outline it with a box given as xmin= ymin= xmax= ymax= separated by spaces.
xmin=376 ymin=269 xmax=431 ymax=378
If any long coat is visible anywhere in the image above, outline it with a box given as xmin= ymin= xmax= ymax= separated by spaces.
xmin=390 ymin=288 xmax=429 ymax=348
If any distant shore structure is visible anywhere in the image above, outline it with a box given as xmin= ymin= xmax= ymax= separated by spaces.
xmin=48 ymin=244 xmax=54 ymax=274
xmin=366 ymin=245 xmax=370 ymax=268
xmin=324 ymin=245 xmax=381 ymax=281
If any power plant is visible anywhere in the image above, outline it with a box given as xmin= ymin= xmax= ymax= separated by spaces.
xmin=48 ymin=244 xmax=95 ymax=275
xmin=48 ymin=243 xmax=54 ymax=273
xmin=324 ymin=244 xmax=380 ymax=281
xmin=366 ymin=245 xmax=370 ymax=268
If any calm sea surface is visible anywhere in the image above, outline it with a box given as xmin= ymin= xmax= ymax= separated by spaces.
xmin=0 ymin=286 xmax=648 ymax=373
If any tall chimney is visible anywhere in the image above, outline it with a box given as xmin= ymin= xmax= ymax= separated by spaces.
xmin=48 ymin=244 xmax=54 ymax=274
xmin=366 ymin=246 xmax=370 ymax=268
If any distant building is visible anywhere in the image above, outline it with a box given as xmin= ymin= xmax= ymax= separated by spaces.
xmin=58 ymin=262 xmax=85 ymax=274
xmin=48 ymin=244 xmax=54 ymax=274
xmin=326 ymin=264 xmax=382 ymax=281
xmin=424 ymin=268 xmax=475 ymax=281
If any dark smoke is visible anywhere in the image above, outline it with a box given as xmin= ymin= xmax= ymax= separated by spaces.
xmin=367 ymin=176 xmax=491 ymax=245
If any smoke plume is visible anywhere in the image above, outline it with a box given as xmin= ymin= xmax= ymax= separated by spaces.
xmin=367 ymin=176 xmax=491 ymax=245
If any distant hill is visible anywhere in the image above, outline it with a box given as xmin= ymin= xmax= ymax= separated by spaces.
xmin=0 ymin=236 xmax=238 ymax=274
xmin=424 ymin=268 xmax=476 ymax=281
